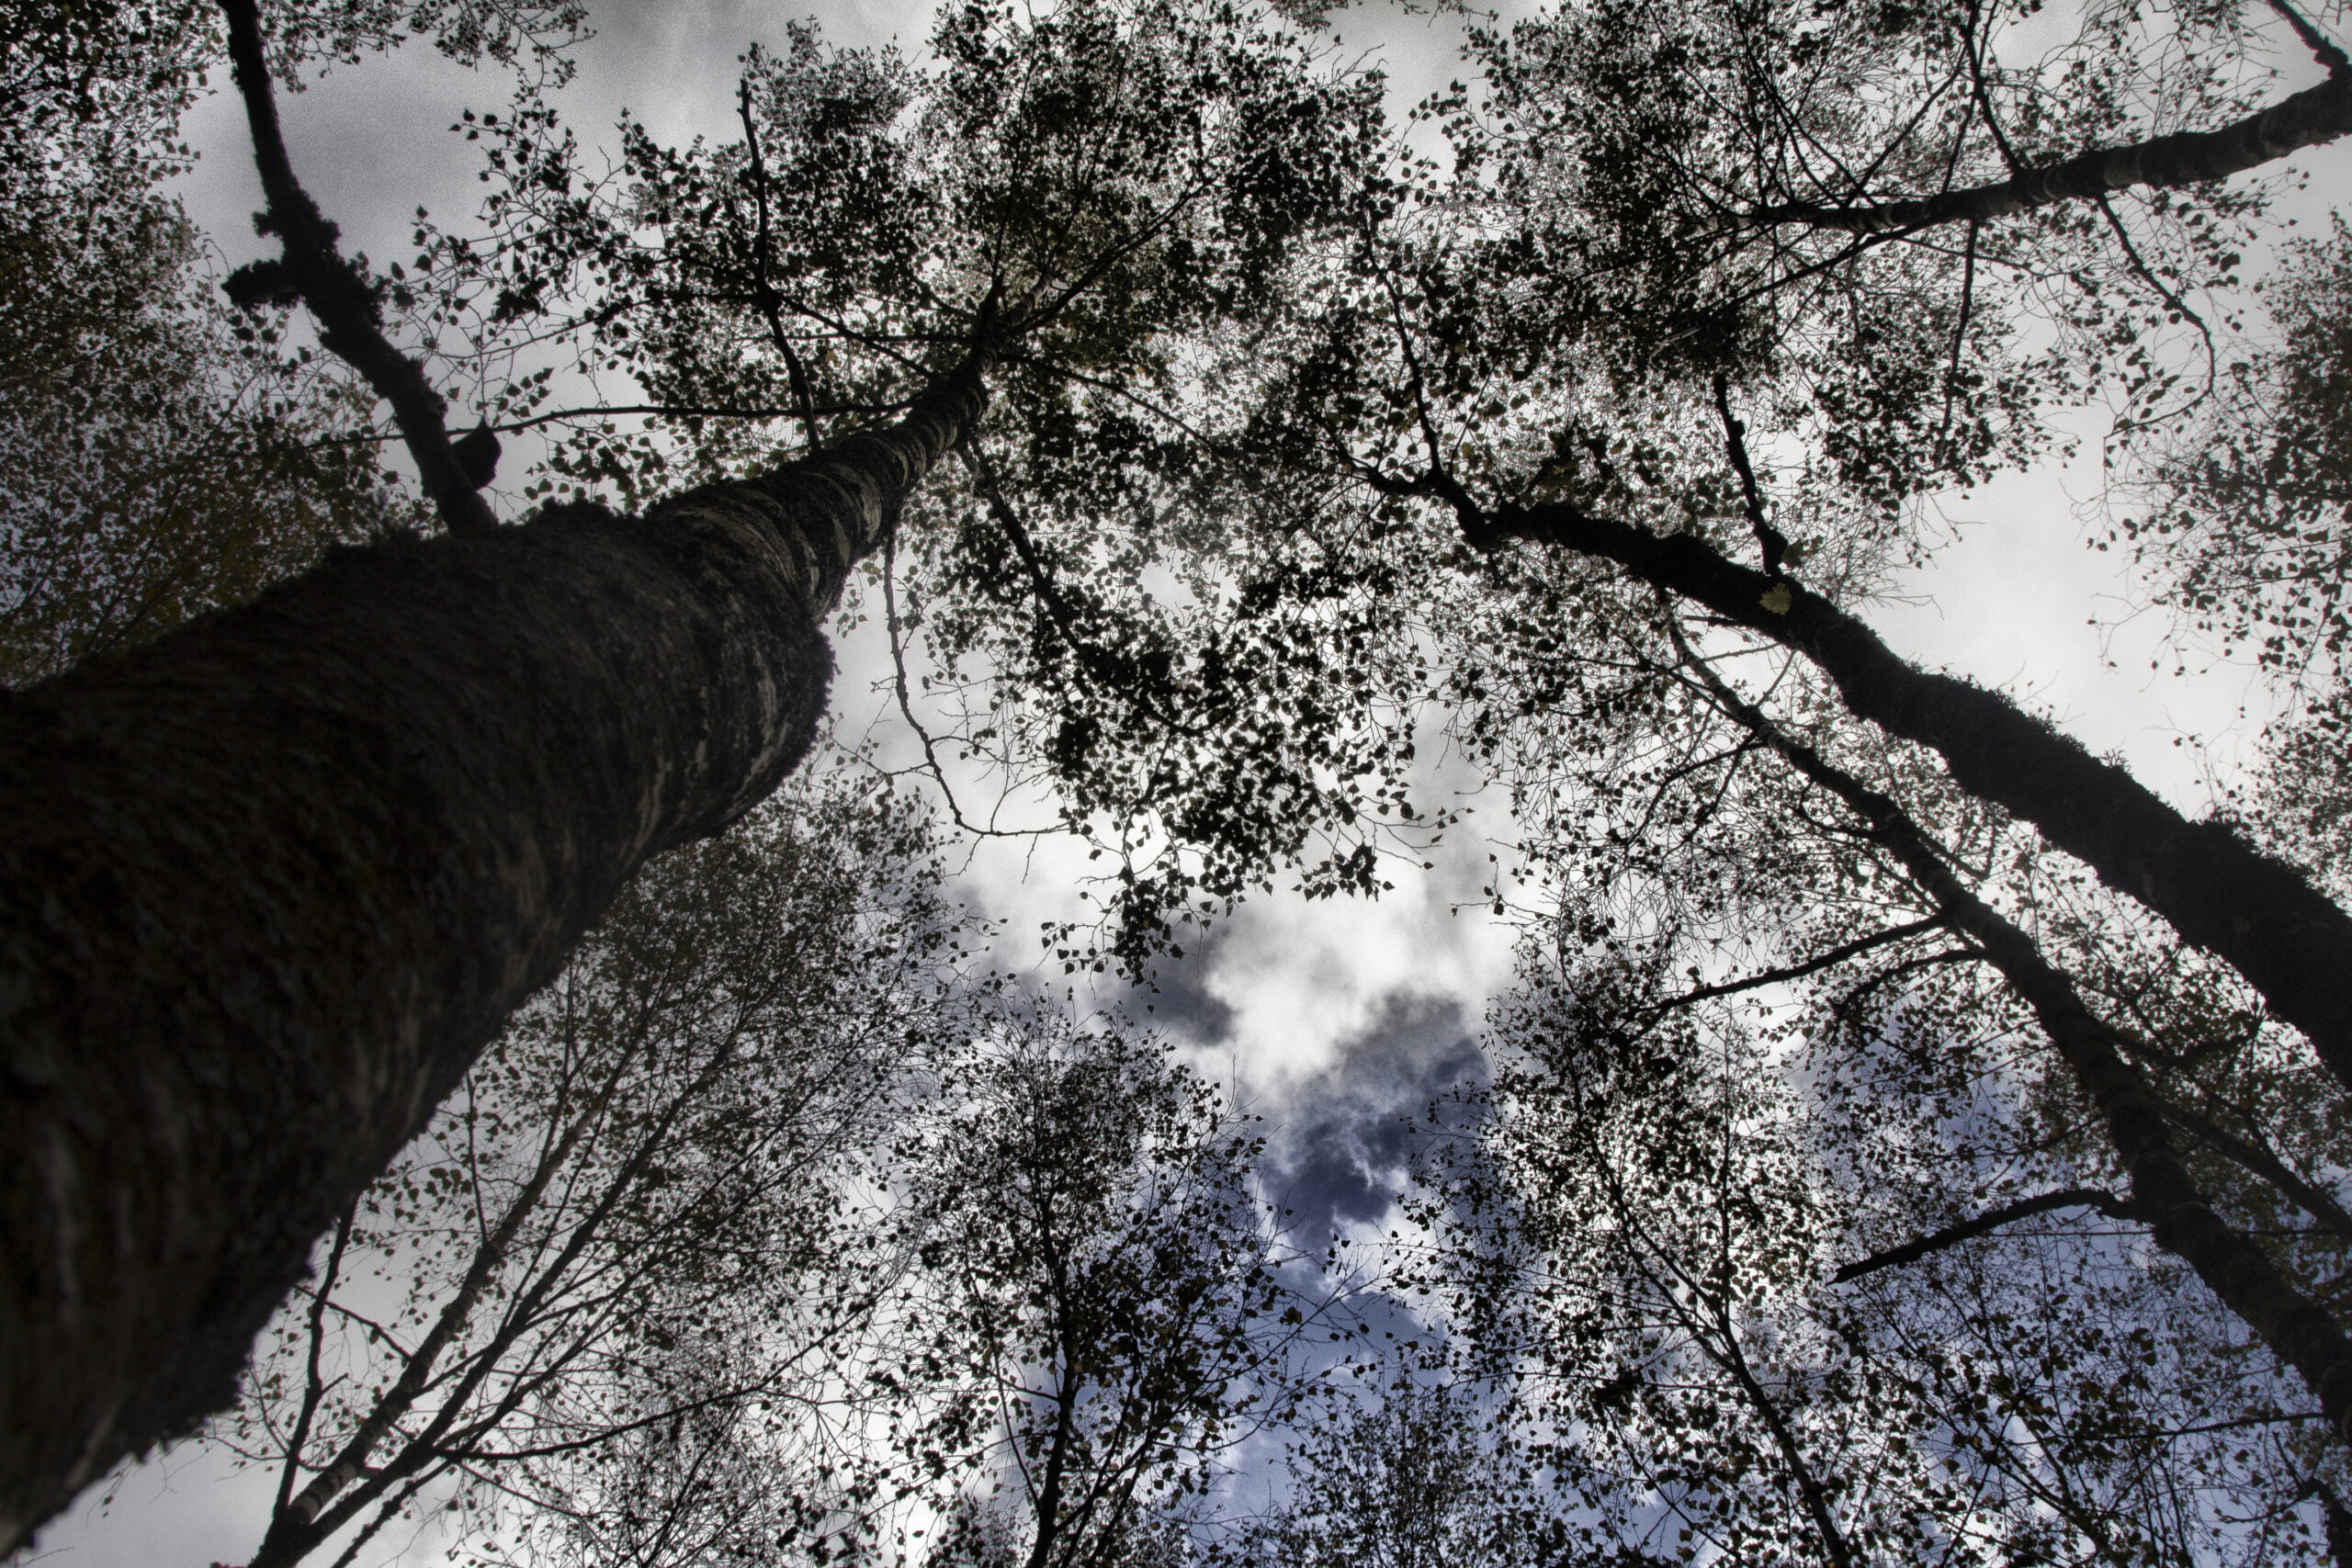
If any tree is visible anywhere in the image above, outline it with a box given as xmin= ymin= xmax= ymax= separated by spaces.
xmin=894 ymin=1011 xmax=1335 ymax=1568
xmin=1231 ymin=1376 xmax=1573 ymax=1568
xmin=1374 ymin=515 xmax=2352 ymax=1553
xmin=0 ymin=0 xmax=1374 ymax=1546
xmin=1237 ymin=0 xmax=2352 ymax=1092
xmin=209 ymin=772 xmax=961 ymax=1568
xmin=1424 ymin=948 xmax=2349 ymax=1562
xmin=10 ymin=0 xmax=2352 ymax=1547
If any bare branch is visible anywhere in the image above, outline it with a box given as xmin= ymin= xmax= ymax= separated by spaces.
xmin=1834 ymin=1189 xmax=2136 ymax=1282
xmin=218 ymin=0 xmax=497 ymax=536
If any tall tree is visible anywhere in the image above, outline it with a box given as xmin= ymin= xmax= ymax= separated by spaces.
xmin=1229 ymin=1376 xmax=1571 ymax=1568
xmin=0 ymin=0 xmax=1375 ymax=1546
xmin=1218 ymin=0 xmax=2352 ymax=1089
xmin=9 ymin=0 xmax=2352 ymax=1547
xmin=895 ymin=1011 xmax=1334 ymax=1568
xmin=1385 ymin=515 xmax=2352 ymax=1549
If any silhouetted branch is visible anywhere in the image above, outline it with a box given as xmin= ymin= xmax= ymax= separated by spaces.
xmin=2268 ymin=0 xmax=2351 ymax=74
xmin=1393 ymin=456 xmax=2352 ymax=1099
xmin=736 ymin=60 xmax=820 ymax=450
xmin=1664 ymin=623 xmax=2352 ymax=1450
xmin=1712 ymin=375 xmax=1786 ymax=577
xmin=1741 ymin=70 xmax=2352 ymax=234
xmin=1834 ymin=1189 xmax=2135 ymax=1282
xmin=219 ymin=0 xmax=497 ymax=536
xmin=1645 ymin=916 xmax=1947 ymax=1017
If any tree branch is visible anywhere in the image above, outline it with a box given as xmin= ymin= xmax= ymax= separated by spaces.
xmin=2267 ymin=0 xmax=2351 ymax=75
xmin=218 ymin=0 xmax=497 ymax=536
xmin=1668 ymin=626 xmax=2352 ymax=1450
xmin=736 ymin=60 xmax=820 ymax=451
xmin=1644 ymin=916 xmax=1949 ymax=1018
xmin=1712 ymin=375 xmax=1786 ymax=577
xmin=1402 ymin=470 xmax=2352 ymax=1100
xmin=1834 ymin=1189 xmax=2135 ymax=1281
xmin=1740 ymin=69 xmax=2352 ymax=235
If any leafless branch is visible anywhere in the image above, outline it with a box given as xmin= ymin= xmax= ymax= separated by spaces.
xmin=219 ymin=0 xmax=497 ymax=536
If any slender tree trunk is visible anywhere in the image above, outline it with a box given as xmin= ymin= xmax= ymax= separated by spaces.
xmin=1682 ymin=650 xmax=2352 ymax=1449
xmin=1709 ymin=1311 xmax=1856 ymax=1568
xmin=1484 ymin=500 xmax=2352 ymax=1098
xmin=0 ymin=358 xmax=986 ymax=1555
xmin=1742 ymin=65 xmax=2352 ymax=234
xmin=247 ymin=1039 xmax=613 ymax=1568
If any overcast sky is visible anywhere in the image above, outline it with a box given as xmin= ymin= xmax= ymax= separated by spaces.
xmin=19 ymin=1 xmax=2347 ymax=1562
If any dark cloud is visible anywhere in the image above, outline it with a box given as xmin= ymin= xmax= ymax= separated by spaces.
xmin=1121 ymin=924 xmax=1240 ymax=1047
xmin=1259 ymin=991 xmax=1489 ymax=1237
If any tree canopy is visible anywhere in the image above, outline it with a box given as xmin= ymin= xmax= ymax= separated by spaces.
xmin=6 ymin=0 xmax=2352 ymax=1560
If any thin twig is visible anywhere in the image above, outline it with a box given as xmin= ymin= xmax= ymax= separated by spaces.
xmin=736 ymin=60 xmax=821 ymax=450
xmin=879 ymin=530 xmax=1046 ymax=840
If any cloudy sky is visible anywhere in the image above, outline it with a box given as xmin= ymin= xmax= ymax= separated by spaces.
xmin=21 ymin=1 xmax=2342 ymax=1562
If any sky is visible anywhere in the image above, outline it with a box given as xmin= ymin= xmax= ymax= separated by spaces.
xmin=17 ymin=0 xmax=2349 ymax=1562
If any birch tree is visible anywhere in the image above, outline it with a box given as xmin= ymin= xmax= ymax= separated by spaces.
xmin=0 ymin=0 xmax=1374 ymax=1545
xmin=894 ymin=1012 xmax=1338 ymax=1568
xmin=10 ymin=0 xmax=2352 ymax=1547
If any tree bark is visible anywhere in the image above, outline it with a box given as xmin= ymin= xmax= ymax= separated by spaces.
xmin=1483 ymin=500 xmax=2352 ymax=1099
xmin=1741 ymin=66 xmax=2352 ymax=234
xmin=0 ymin=357 xmax=987 ymax=1555
xmin=1682 ymin=653 xmax=2352 ymax=1450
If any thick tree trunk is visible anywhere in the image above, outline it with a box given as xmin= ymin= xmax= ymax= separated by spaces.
xmin=0 ymin=360 xmax=985 ymax=1555
xmin=1742 ymin=66 xmax=2352 ymax=234
xmin=1487 ymin=501 xmax=2352 ymax=1098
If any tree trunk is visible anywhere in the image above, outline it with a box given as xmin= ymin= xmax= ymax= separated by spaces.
xmin=1489 ymin=501 xmax=2352 ymax=1098
xmin=0 ymin=358 xmax=985 ymax=1555
xmin=1685 ymin=656 xmax=2352 ymax=1450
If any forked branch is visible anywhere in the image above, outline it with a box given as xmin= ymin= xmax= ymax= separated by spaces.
xmin=219 ymin=0 xmax=498 ymax=536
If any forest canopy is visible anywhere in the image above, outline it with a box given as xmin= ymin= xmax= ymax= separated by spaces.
xmin=4 ymin=0 xmax=2352 ymax=1562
